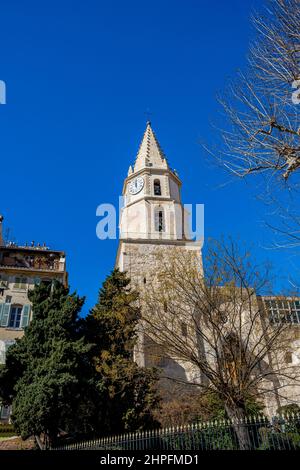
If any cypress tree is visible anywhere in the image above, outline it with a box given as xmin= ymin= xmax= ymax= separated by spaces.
xmin=85 ymin=269 xmax=160 ymax=434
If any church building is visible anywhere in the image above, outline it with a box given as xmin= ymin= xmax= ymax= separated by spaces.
xmin=115 ymin=122 xmax=300 ymax=414
xmin=116 ymin=121 xmax=202 ymax=383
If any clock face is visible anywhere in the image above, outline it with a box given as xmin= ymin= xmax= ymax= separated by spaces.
xmin=128 ymin=176 xmax=144 ymax=195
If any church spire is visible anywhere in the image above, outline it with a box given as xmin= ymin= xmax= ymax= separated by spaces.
xmin=133 ymin=121 xmax=169 ymax=172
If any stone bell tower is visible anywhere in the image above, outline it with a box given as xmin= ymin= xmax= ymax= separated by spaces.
xmin=116 ymin=122 xmax=202 ymax=372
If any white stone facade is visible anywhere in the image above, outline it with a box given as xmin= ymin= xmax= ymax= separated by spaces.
xmin=115 ymin=123 xmax=300 ymax=414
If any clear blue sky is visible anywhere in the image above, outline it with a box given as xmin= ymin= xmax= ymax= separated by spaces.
xmin=0 ymin=0 xmax=297 ymax=314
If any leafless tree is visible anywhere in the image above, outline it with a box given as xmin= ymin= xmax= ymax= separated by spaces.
xmin=141 ymin=240 xmax=300 ymax=449
xmin=210 ymin=0 xmax=300 ymax=183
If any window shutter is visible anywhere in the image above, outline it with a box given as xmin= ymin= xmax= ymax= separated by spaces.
xmin=1 ymin=304 xmax=11 ymax=327
xmin=0 ymin=304 xmax=3 ymax=324
xmin=21 ymin=305 xmax=31 ymax=328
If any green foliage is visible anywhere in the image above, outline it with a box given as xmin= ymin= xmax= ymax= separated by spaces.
xmin=0 ymin=271 xmax=159 ymax=444
xmin=258 ymin=429 xmax=300 ymax=450
xmin=156 ymin=389 xmax=265 ymax=429
xmin=84 ymin=269 xmax=160 ymax=434
xmin=0 ymin=423 xmax=15 ymax=437
xmin=86 ymin=269 xmax=140 ymax=358
xmin=161 ymin=426 xmax=237 ymax=450
xmin=196 ymin=391 xmax=264 ymax=422
xmin=200 ymin=392 xmax=227 ymax=421
xmin=243 ymin=396 xmax=265 ymax=416
xmin=277 ymin=404 xmax=300 ymax=416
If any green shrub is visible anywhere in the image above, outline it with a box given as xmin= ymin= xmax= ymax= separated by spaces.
xmin=0 ymin=423 xmax=15 ymax=437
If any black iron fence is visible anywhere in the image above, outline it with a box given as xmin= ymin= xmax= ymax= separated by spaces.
xmin=51 ymin=412 xmax=300 ymax=451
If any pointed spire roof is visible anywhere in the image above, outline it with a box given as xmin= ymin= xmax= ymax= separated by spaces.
xmin=133 ymin=121 xmax=169 ymax=172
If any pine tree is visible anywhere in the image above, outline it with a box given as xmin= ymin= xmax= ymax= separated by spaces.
xmin=0 ymin=281 xmax=100 ymax=446
xmin=0 ymin=271 xmax=160 ymax=444
xmin=85 ymin=269 xmax=160 ymax=434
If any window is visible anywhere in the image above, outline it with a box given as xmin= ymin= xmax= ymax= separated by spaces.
xmin=265 ymin=299 xmax=300 ymax=324
xmin=155 ymin=208 xmax=165 ymax=232
xmin=14 ymin=277 xmax=27 ymax=289
xmin=0 ymin=275 xmax=8 ymax=288
xmin=0 ymin=405 xmax=11 ymax=420
xmin=40 ymin=279 xmax=52 ymax=286
xmin=8 ymin=305 xmax=23 ymax=328
xmin=154 ymin=179 xmax=161 ymax=196
xmin=5 ymin=296 xmax=12 ymax=303
xmin=158 ymin=211 xmax=164 ymax=232
xmin=285 ymin=352 xmax=293 ymax=364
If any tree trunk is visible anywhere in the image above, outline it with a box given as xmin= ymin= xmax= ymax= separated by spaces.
xmin=225 ymin=404 xmax=252 ymax=450
xmin=35 ymin=434 xmax=45 ymax=450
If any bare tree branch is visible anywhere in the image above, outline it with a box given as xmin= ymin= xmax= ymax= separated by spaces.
xmin=139 ymin=239 xmax=300 ymax=449
xmin=210 ymin=0 xmax=300 ymax=182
